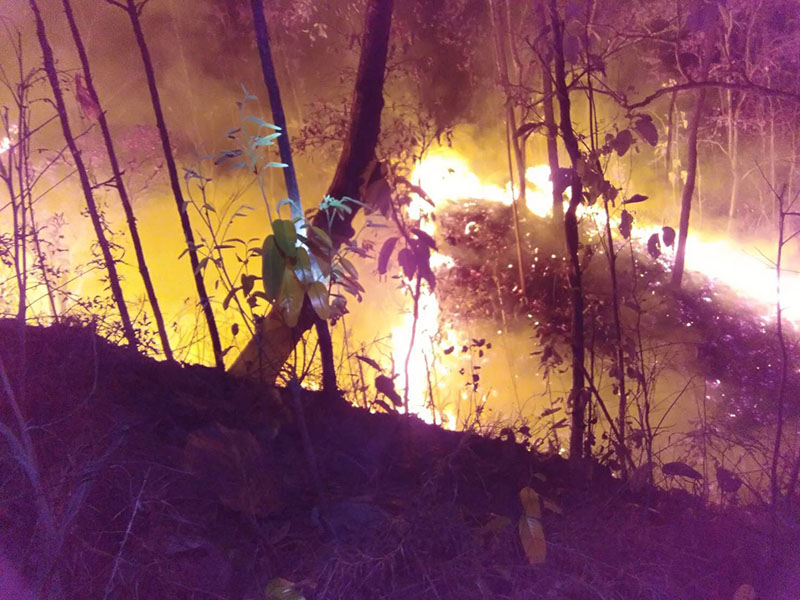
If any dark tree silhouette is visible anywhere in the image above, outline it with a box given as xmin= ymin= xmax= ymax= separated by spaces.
xmin=62 ymin=0 xmax=173 ymax=361
xmin=549 ymin=0 xmax=586 ymax=466
xmin=31 ymin=0 xmax=138 ymax=349
xmin=106 ymin=0 xmax=223 ymax=368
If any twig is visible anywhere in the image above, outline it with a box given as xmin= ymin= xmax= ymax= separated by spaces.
xmin=102 ymin=467 xmax=150 ymax=600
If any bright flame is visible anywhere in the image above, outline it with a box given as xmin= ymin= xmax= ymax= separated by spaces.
xmin=0 ymin=137 xmax=10 ymax=155
xmin=390 ymin=148 xmax=798 ymax=427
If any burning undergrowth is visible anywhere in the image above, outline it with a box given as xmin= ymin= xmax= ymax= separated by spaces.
xmin=432 ymin=196 xmax=800 ymax=431
xmin=0 ymin=320 xmax=798 ymax=599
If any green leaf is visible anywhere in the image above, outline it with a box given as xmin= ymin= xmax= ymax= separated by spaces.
xmin=272 ymin=219 xmax=297 ymax=257
xmin=293 ymin=247 xmax=314 ymax=285
xmin=262 ymin=235 xmax=285 ymax=302
xmin=278 ymin=269 xmax=304 ymax=327
xmin=309 ymin=226 xmax=333 ymax=250
xmin=308 ymin=281 xmax=331 ymax=320
xmin=244 ymin=115 xmax=280 ymax=130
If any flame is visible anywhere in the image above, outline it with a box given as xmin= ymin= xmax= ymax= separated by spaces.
xmin=389 ymin=148 xmax=797 ymax=425
xmin=0 ymin=137 xmax=10 ymax=155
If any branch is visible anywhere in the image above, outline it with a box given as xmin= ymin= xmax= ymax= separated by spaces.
xmin=625 ymin=79 xmax=800 ymax=110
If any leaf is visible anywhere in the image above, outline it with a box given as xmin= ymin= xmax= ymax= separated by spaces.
xmin=194 ymin=256 xmax=210 ymax=275
xmin=265 ymin=577 xmax=305 ymax=600
xmin=231 ymin=323 xmax=239 ymax=336
xmin=356 ymin=355 xmax=382 ymax=372
xmin=634 ymin=114 xmax=658 ymax=146
xmin=479 ymin=514 xmax=512 ymax=537
xmin=520 ymin=487 xmax=542 ymax=519
xmin=540 ymin=407 xmax=560 ymax=418
xmin=272 ymin=219 xmax=297 ymax=257
xmin=278 ymin=269 xmax=304 ymax=327
xmin=662 ymin=226 xmax=676 ymax=247
xmin=612 ymin=129 xmax=633 ymax=156
xmin=731 ymin=584 xmax=756 ymax=600
xmin=412 ymin=228 xmax=438 ymax=251
xmin=662 ymin=461 xmax=703 ymax=480
xmin=375 ymin=374 xmax=403 ymax=406
xmin=363 ymin=176 xmax=393 ymax=216
xmin=244 ymin=115 xmax=281 ymax=131
xmin=516 ymin=121 xmax=546 ymax=140
xmin=620 ymin=209 xmax=633 ymax=239
xmin=542 ymin=498 xmax=563 ymax=515
xmin=623 ymin=194 xmax=648 ymax=205
xmin=339 ymin=256 xmax=359 ymax=280
xmin=518 ymin=515 xmax=547 ymax=565
xmin=222 ymin=286 xmax=239 ymax=311
xmin=647 ymin=233 xmax=661 ymax=258
xmin=293 ymin=247 xmax=314 ymax=285
xmin=378 ymin=236 xmax=400 ymax=275
xmin=262 ymin=235 xmax=285 ymax=302
xmin=241 ymin=274 xmax=258 ymax=297
xmin=397 ymin=248 xmax=416 ymax=279
xmin=214 ymin=149 xmax=242 ymax=165
xmin=307 ymin=281 xmax=331 ymax=320
xmin=309 ymin=226 xmax=333 ymax=250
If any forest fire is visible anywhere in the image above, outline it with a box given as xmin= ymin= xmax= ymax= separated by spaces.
xmin=2 ymin=0 xmax=800 ymax=596
xmin=409 ymin=149 xmax=800 ymax=330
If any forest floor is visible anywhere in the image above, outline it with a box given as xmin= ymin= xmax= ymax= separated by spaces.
xmin=1 ymin=319 xmax=799 ymax=600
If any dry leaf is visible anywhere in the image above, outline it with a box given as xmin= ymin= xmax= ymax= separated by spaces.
xmin=732 ymin=584 xmax=756 ymax=600
xmin=518 ymin=515 xmax=547 ymax=565
xmin=520 ymin=487 xmax=542 ymax=519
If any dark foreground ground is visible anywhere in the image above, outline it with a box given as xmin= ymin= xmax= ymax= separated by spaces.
xmin=0 ymin=320 xmax=798 ymax=599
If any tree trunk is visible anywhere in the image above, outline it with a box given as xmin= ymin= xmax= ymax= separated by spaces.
xmin=725 ymin=91 xmax=741 ymax=234
xmin=540 ymin=53 xmax=563 ymax=223
xmin=63 ymin=0 xmax=173 ymax=361
xmin=119 ymin=0 xmax=224 ymax=368
xmin=251 ymin=0 xmax=334 ymax=385
xmin=488 ymin=0 xmax=526 ymax=293
xmin=670 ymin=88 xmax=706 ymax=289
xmin=250 ymin=0 xmax=337 ymax=392
xmin=549 ymin=0 xmax=586 ymax=466
xmin=31 ymin=0 xmax=138 ymax=349
xmin=231 ymin=0 xmax=394 ymax=383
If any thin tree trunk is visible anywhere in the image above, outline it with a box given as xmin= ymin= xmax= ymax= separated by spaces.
xmin=549 ymin=0 xmax=586 ymax=466
xmin=488 ymin=0 xmax=526 ymax=293
xmin=231 ymin=0 xmax=394 ymax=383
xmin=771 ymin=191 xmax=788 ymax=505
xmin=116 ymin=0 xmax=223 ymax=368
xmin=31 ymin=0 xmax=138 ymax=349
xmin=665 ymin=90 xmax=676 ymax=191
xmin=63 ymin=0 xmax=173 ymax=361
xmin=670 ymin=88 xmax=706 ymax=289
xmin=540 ymin=53 xmax=563 ymax=223
xmin=250 ymin=0 xmax=337 ymax=391
xmin=725 ymin=92 xmax=740 ymax=234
